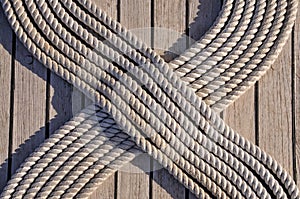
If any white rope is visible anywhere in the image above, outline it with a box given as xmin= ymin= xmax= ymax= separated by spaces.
xmin=0 ymin=0 xmax=298 ymax=198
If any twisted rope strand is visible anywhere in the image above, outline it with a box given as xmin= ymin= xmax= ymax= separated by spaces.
xmin=38 ymin=1 xmax=278 ymax=197
xmin=1 ymin=2 xmax=226 ymax=197
xmin=24 ymin=0 xmax=270 ymax=198
xmin=29 ymin=1 xmax=248 ymax=197
xmin=28 ymin=0 xmax=284 ymax=197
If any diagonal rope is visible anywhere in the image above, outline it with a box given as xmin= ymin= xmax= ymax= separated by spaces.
xmin=0 ymin=0 xmax=298 ymax=198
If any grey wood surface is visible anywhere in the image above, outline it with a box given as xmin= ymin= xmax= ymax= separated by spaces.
xmin=0 ymin=1 xmax=299 ymax=198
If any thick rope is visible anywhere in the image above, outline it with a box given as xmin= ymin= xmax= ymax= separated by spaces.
xmin=0 ymin=0 xmax=298 ymax=198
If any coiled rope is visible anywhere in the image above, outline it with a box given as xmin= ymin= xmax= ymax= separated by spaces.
xmin=0 ymin=0 xmax=298 ymax=198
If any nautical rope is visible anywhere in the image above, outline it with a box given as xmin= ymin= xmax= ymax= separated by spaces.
xmin=0 ymin=0 xmax=298 ymax=198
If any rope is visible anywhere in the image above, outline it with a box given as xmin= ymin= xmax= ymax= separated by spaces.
xmin=0 ymin=0 xmax=298 ymax=198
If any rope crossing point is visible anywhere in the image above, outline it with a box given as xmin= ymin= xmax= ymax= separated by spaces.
xmin=0 ymin=0 xmax=298 ymax=198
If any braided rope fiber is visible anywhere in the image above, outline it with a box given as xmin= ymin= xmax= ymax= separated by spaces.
xmin=0 ymin=0 xmax=298 ymax=198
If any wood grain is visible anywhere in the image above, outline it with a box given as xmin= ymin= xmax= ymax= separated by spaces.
xmin=116 ymin=1 xmax=151 ymax=199
xmin=11 ymin=40 xmax=47 ymax=176
xmin=88 ymin=1 xmax=119 ymax=198
xmin=258 ymin=38 xmax=294 ymax=175
xmin=294 ymin=4 xmax=300 ymax=188
xmin=224 ymin=89 xmax=255 ymax=142
xmin=89 ymin=174 xmax=115 ymax=199
xmin=0 ymin=7 xmax=12 ymax=192
xmin=188 ymin=0 xmax=222 ymax=46
xmin=48 ymin=72 xmax=72 ymax=134
xmin=188 ymin=2 xmax=222 ymax=198
xmin=152 ymin=0 xmax=187 ymax=198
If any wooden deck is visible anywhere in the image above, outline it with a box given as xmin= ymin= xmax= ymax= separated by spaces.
xmin=0 ymin=0 xmax=299 ymax=198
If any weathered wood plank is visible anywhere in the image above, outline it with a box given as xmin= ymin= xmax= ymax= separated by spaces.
xmin=258 ymin=38 xmax=294 ymax=175
xmin=0 ymin=7 xmax=12 ymax=192
xmin=89 ymin=174 xmax=116 ymax=199
xmin=188 ymin=1 xmax=222 ymax=198
xmin=153 ymin=0 xmax=186 ymax=62
xmin=224 ymin=90 xmax=256 ymax=142
xmin=152 ymin=0 xmax=186 ymax=198
xmin=188 ymin=0 xmax=222 ymax=47
xmin=120 ymin=0 xmax=152 ymax=44
xmin=71 ymin=87 xmax=85 ymax=115
xmin=116 ymin=1 xmax=151 ymax=198
xmin=11 ymin=41 xmax=47 ymax=173
xmin=49 ymin=73 xmax=72 ymax=134
xmin=88 ymin=1 xmax=119 ymax=198
xmin=294 ymin=6 xmax=300 ymax=188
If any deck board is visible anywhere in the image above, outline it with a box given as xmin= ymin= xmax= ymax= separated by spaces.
xmin=0 ymin=6 xmax=12 ymax=191
xmin=294 ymin=2 xmax=300 ymax=188
xmin=89 ymin=1 xmax=118 ymax=198
xmin=117 ymin=1 xmax=151 ymax=198
xmin=258 ymin=37 xmax=294 ymax=175
xmin=152 ymin=0 xmax=187 ymax=198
